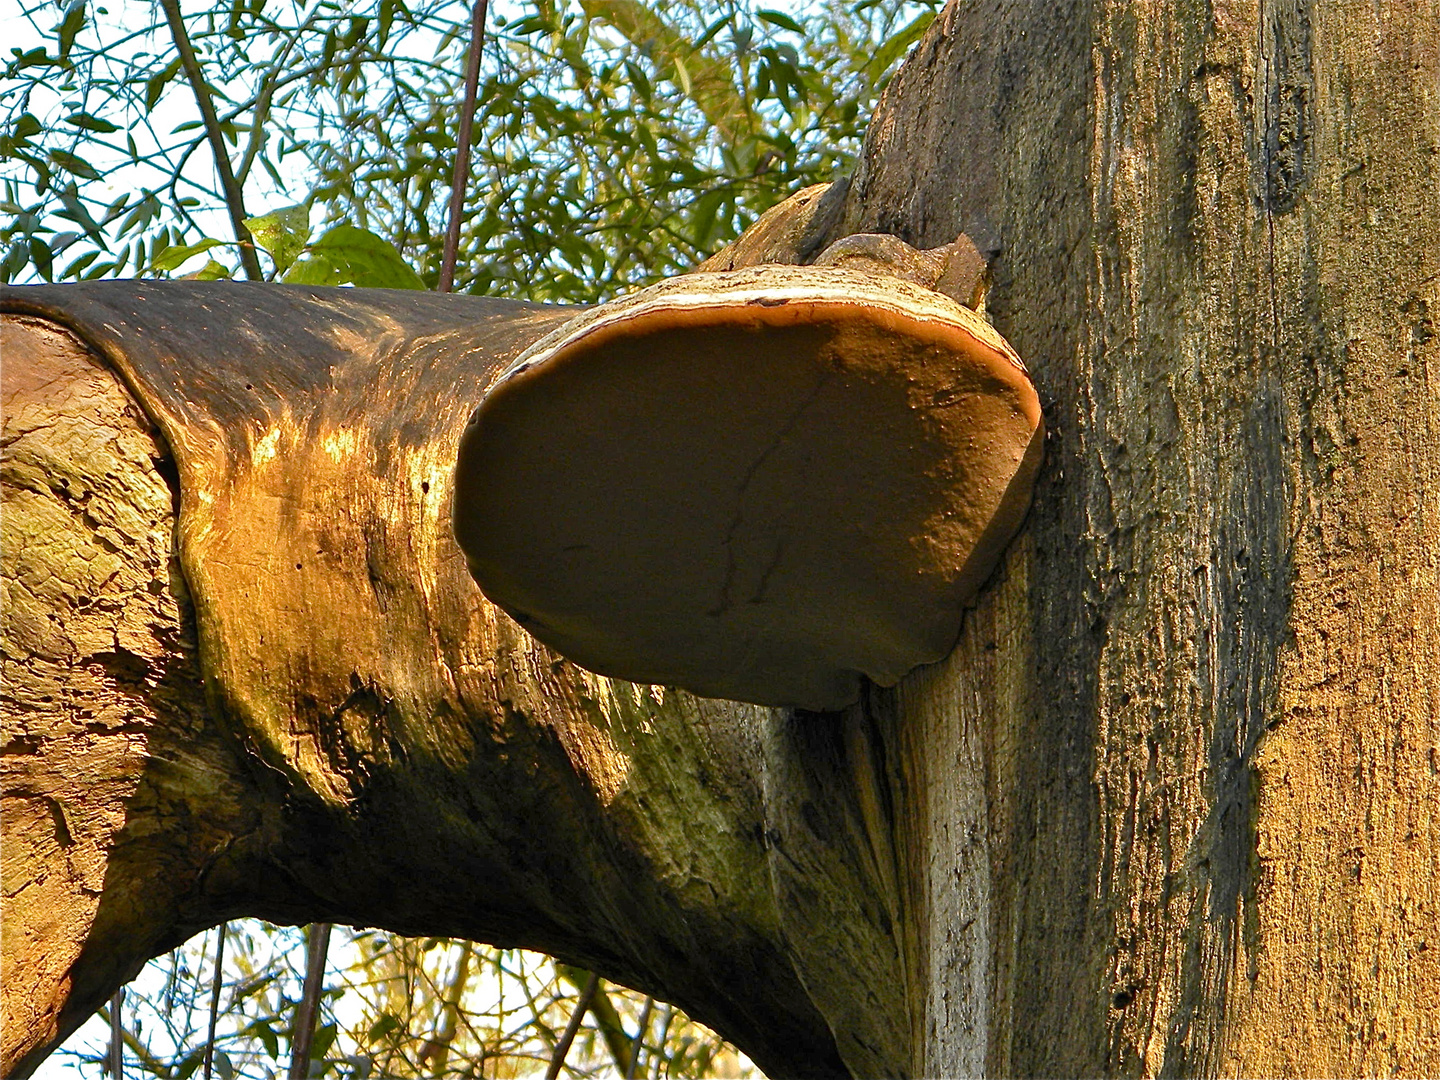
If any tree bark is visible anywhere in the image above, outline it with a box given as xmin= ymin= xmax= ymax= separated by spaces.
xmin=1 ymin=315 xmax=268 ymax=1075
xmin=3 ymin=2 xmax=1438 ymax=1077
xmin=798 ymin=0 xmax=1439 ymax=1074
xmin=1 ymin=289 xmax=845 ymax=1079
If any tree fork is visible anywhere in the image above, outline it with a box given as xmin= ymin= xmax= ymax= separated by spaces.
xmin=0 ymin=289 xmax=848 ymax=1079
xmin=3 ymin=2 xmax=1438 ymax=1077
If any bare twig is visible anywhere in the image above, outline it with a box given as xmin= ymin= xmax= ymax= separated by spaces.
xmin=437 ymin=0 xmax=489 ymax=292
xmin=624 ymin=996 xmax=655 ymax=1080
xmin=650 ymin=1004 xmax=675 ymax=1077
xmin=544 ymin=970 xmax=601 ymax=1080
xmin=571 ymin=975 xmax=632 ymax=1072
xmin=107 ymin=988 xmax=124 ymax=1078
xmin=422 ymin=938 xmax=475 ymax=1072
xmin=287 ymin=922 xmax=333 ymax=1080
xmin=235 ymin=7 xmax=329 ymax=186
xmin=202 ymin=922 xmax=227 ymax=1080
xmin=157 ymin=0 xmax=264 ymax=280
xmin=98 ymin=1000 xmax=174 ymax=1078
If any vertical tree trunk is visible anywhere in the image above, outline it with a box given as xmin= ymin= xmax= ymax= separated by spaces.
xmin=783 ymin=0 xmax=1438 ymax=1073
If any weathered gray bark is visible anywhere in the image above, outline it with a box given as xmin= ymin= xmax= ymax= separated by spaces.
xmin=799 ymin=1 xmax=1440 ymax=1075
xmin=3 ymin=1 xmax=1438 ymax=1077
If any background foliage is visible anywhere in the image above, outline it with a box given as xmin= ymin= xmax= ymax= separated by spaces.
xmin=3 ymin=0 xmax=938 ymax=298
xmin=64 ymin=926 xmax=756 ymax=1077
xmin=4 ymin=0 xmax=938 ymax=1075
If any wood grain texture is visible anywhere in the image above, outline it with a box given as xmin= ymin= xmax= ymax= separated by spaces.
xmin=4 ymin=1 xmax=1438 ymax=1070
xmin=1 ymin=315 xmax=173 ymax=1069
xmin=828 ymin=0 xmax=1440 ymax=1074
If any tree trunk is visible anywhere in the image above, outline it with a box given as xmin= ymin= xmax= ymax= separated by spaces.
xmin=3 ymin=2 xmax=1438 ymax=1077
xmin=804 ymin=0 xmax=1438 ymax=1074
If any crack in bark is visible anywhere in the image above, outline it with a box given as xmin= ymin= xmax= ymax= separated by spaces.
xmin=707 ymin=372 xmax=831 ymax=619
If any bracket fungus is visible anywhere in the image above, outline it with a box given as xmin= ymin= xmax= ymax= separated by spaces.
xmin=453 ymin=263 xmax=1043 ymax=710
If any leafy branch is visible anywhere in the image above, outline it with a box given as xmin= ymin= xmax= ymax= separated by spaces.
xmin=156 ymin=0 xmax=264 ymax=279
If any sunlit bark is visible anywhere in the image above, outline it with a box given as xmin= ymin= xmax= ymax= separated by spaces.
xmin=4 ymin=3 xmax=1439 ymax=1076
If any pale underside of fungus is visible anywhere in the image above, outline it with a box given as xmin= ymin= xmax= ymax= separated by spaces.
xmin=454 ymin=265 xmax=1043 ymax=710
xmin=1 ymin=216 xmax=1041 ymax=715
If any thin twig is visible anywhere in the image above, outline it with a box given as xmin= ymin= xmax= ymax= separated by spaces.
xmin=157 ymin=0 xmax=264 ymax=279
xmin=437 ymin=0 xmax=489 ymax=292
xmin=544 ymin=970 xmax=601 ymax=1080
xmin=107 ymin=988 xmax=124 ymax=1079
xmin=624 ymin=995 xmax=655 ymax=1080
xmin=287 ymin=922 xmax=333 ymax=1080
xmin=202 ymin=922 xmax=227 ymax=1080
xmin=423 ymin=938 xmax=475 ymax=1072
xmin=98 ymin=1001 xmax=174 ymax=1078
xmin=235 ymin=6 xmax=329 ymax=186
xmin=650 ymin=1004 xmax=675 ymax=1078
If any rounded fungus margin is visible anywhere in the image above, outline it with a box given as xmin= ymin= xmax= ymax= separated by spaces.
xmin=452 ymin=265 xmax=1043 ymax=710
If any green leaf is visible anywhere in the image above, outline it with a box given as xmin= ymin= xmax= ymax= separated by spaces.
xmin=62 ymin=249 xmax=99 ymax=278
xmin=509 ymin=13 xmax=548 ymax=35
xmin=145 ymin=56 xmax=182 ymax=110
xmin=29 ymin=236 xmax=53 ymax=280
xmin=188 ymin=258 xmax=232 ymax=280
xmin=689 ymin=189 xmax=723 ymax=248
xmin=230 ymin=971 xmax=278 ymax=1003
xmin=3 ymin=242 xmax=31 ymax=283
xmin=865 ymin=10 xmax=937 ymax=79
xmin=55 ymin=0 xmax=86 ymax=61
xmin=101 ymin=193 xmax=128 ymax=222
xmin=694 ymin=13 xmax=729 ymax=49
xmin=243 ymin=204 xmax=310 ymax=273
xmin=244 ymin=1017 xmax=280 ymax=1061
xmin=10 ymin=47 xmax=55 ymax=71
xmin=377 ymin=0 xmax=394 ymax=49
xmin=48 ymin=149 xmax=99 ymax=180
xmin=311 ymin=1021 xmax=338 ymax=1060
xmin=118 ymin=194 xmax=159 ymax=236
xmin=283 ymin=224 xmax=424 ymax=289
xmin=12 ymin=113 xmax=42 ymax=142
xmin=56 ymin=189 xmax=103 ymax=240
xmin=342 ymin=16 xmax=368 ymax=49
xmin=623 ymin=58 xmax=651 ymax=100
xmin=63 ymin=111 xmax=120 ymax=133
xmin=757 ymin=9 xmax=804 ymax=34
xmin=150 ymin=237 xmax=225 ymax=272
xmin=366 ymin=1013 xmax=400 ymax=1041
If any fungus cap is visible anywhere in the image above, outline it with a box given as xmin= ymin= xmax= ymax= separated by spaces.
xmin=453 ymin=265 xmax=1043 ymax=710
